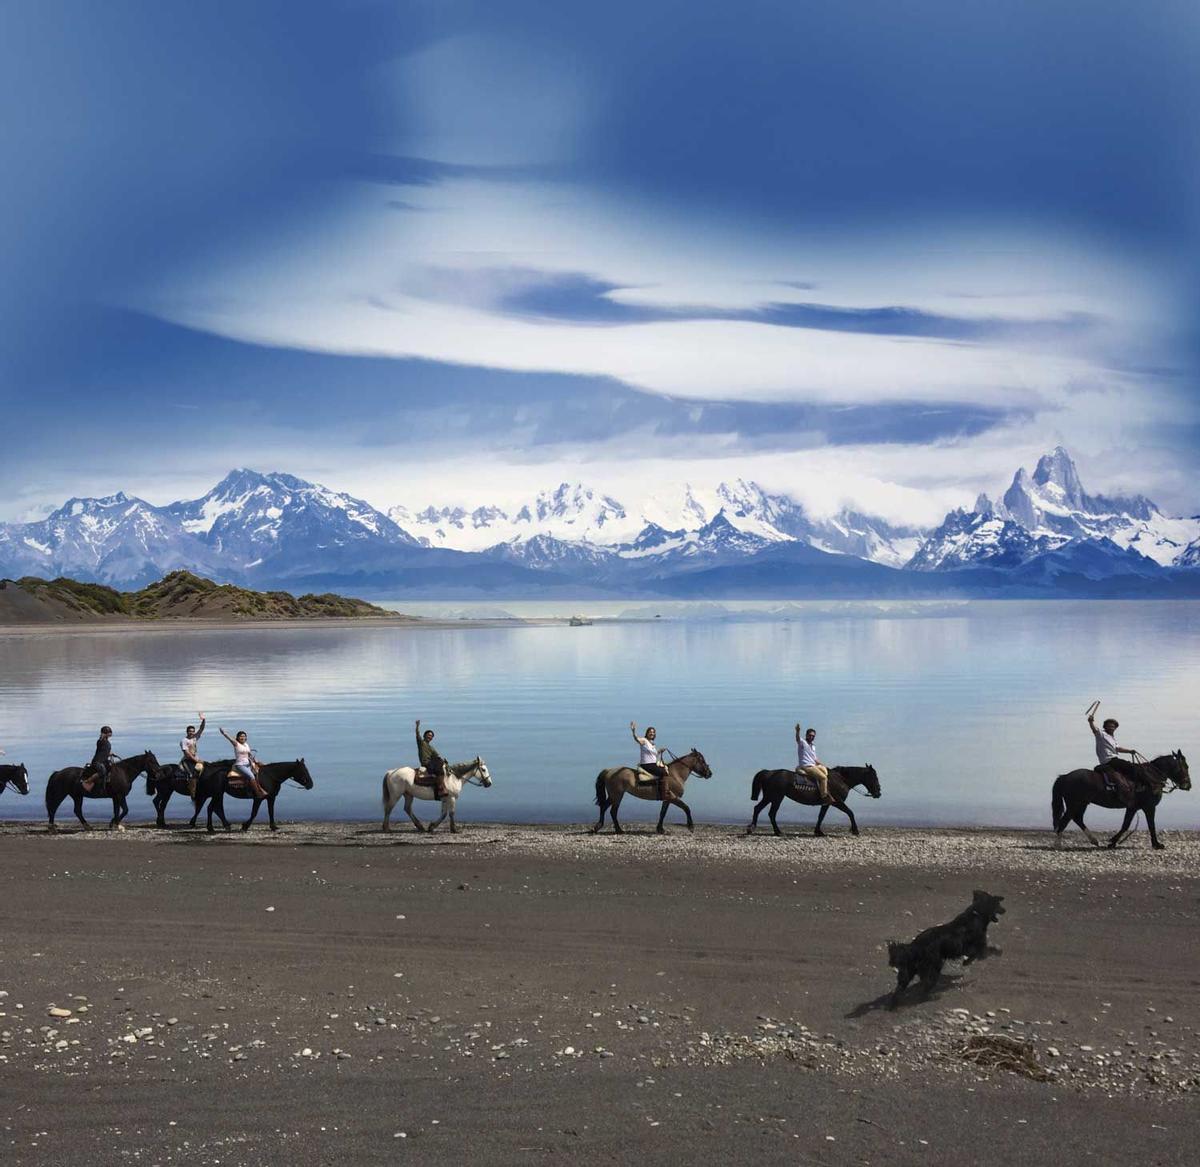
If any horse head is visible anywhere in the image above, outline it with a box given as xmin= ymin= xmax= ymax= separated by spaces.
xmin=473 ymin=757 xmax=493 ymax=788
xmin=3 ymin=764 xmax=30 ymax=795
xmin=142 ymin=750 xmax=164 ymax=779
xmin=1170 ymin=750 xmax=1191 ymax=791
xmin=686 ymin=748 xmax=712 ymax=779
xmin=291 ymin=758 xmax=315 ymax=789
xmin=863 ymin=764 xmax=882 ymax=799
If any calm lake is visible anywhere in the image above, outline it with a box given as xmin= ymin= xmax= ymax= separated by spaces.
xmin=2 ymin=601 xmax=1197 ymax=830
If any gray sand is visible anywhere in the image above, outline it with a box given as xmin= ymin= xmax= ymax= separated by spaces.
xmin=0 ymin=823 xmax=1196 ymax=1165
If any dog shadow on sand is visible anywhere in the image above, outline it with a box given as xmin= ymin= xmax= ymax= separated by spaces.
xmin=844 ymin=972 xmax=966 ymax=1018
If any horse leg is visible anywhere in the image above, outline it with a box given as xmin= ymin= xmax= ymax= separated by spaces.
xmin=267 ymin=794 xmax=277 ymax=831
xmin=448 ymin=797 xmax=458 ymax=834
xmin=609 ymin=790 xmax=625 ymax=834
xmin=404 ymin=792 xmax=425 ymax=833
xmin=747 ymin=796 xmax=769 ymax=834
xmin=765 ymin=796 xmax=784 ymax=837
xmin=656 ymin=797 xmax=670 ymax=834
xmin=47 ymin=783 xmax=65 ymax=831
xmin=1108 ymin=806 xmax=1136 ymax=848
xmin=156 ymin=788 xmax=170 ymax=828
xmin=73 ymin=793 xmax=90 ymax=831
xmin=838 ymin=801 xmax=859 ymax=837
xmin=677 ymin=797 xmax=693 ymax=832
xmin=814 ymin=803 xmax=829 ymax=837
xmin=427 ymin=798 xmax=448 ymax=834
xmin=215 ymin=791 xmax=231 ymax=831
xmin=382 ymin=780 xmax=394 ymax=832
xmin=241 ymin=797 xmax=262 ymax=832
xmin=1146 ymin=804 xmax=1164 ymax=850
xmin=117 ymin=794 xmax=129 ymax=829
xmin=1072 ymin=808 xmax=1100 ymax=847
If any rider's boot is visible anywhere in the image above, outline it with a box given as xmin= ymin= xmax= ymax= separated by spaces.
xmin=249 ymin=775 xmax=268 ymax=799
xmin=817 ymin=774 xmax=833 ymax=805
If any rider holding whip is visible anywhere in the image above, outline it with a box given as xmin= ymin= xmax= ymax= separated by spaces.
xmin=1086 ymin=700 xmax=1144 ymax=803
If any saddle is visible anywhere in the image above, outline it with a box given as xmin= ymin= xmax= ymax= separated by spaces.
xmin=634 ymin=767 xmax=662 ymax=786
xmin=791 ymin=774 xmax=818 ymax=796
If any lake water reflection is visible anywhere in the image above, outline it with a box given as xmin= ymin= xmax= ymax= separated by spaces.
xmin=1 ymin=601 xmax=1197 ymax=829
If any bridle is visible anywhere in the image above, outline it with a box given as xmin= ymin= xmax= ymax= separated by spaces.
xmin=457 ymin=759 xmax=491 ymax=787
xmin=1130 ymin=750 xmax=1180 ymax=794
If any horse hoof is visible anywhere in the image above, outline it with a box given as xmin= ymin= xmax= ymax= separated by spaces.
xmin=240 ymin=825 xmax=250 ymax=833
xmin=269 ymin=824 xmax=278 ymax=832
xmin=1153 ymin=842 xmax=1166 ymax=850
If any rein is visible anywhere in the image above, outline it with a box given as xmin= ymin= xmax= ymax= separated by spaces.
xmin=1131 ymin=751 xmax=1175 ymax=794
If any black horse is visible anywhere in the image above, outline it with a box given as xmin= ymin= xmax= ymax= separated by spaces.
xmin=1051 ymin=751 xmax=1190 ymax=850
xmin=1 ymin=762 xmax=31 ymax=798
xmin=145 ymin=762 xmax=202 ymax=828
xmin=747 ymin=764 xmax=882 ymax=837
xmin=189 ymin=757 xmax=314 ymax=833
xmin=45 ymin=751 xmax=163 ymax=831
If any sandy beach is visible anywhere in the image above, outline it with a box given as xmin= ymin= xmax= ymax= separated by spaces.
xmin=0 ymin=823 xmax=1196 ymax=1166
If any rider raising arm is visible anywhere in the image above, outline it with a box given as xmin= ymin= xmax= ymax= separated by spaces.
xmin=416 ymin=720 xmax=448 ymax=799
xmin=631 ymin=721 xmax=670 ymax=803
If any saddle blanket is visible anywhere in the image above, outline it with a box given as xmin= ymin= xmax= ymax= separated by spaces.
xmin=791 ymin=776 xmax=818 ymax=796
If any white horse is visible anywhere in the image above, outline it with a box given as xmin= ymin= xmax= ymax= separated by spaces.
xmin=381 ymin=757 xmax=492 ymax=833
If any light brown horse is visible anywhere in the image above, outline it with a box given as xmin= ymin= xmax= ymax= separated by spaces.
xmin=592 ymin=748 xmax=712 ymax=834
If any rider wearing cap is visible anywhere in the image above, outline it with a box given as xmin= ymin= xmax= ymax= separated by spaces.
xmin=81 ymin=726 xmax=118 ymax=794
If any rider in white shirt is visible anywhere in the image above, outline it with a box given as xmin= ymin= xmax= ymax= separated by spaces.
xmin=1088 ymin=707 xmax=1143 ymax=803
xmin=795 ymin=724 xmax=832 ymax=804
xmin=179 ymin=712 xmax=206 ymax=797
xmin=631 ymin=721 xmax=670 ymax=803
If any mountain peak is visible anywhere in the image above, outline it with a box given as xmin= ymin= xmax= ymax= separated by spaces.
xmin=1031 ymin=446 xmax=1085 ymax=508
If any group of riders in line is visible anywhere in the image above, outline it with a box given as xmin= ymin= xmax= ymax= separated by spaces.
xmin=1 ymin=698 xmax=1161 ymax=810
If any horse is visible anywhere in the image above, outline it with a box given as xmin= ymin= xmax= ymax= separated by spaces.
xmin=1 ymin=762 xmax=30 ymax=798
xmin=592 ymin=748 xmax=712 ymax=835
xmin=747 ymin=764 xmax=882 ymax=837
xmin=145 ymin=762 xmax=203 ymax=828
xmin=1051 ymin=752 xmax=1190 ymax=850
xmin=381 ymin=757 xmax=492 ymax=833
xmin=45 ymin=751 xmax=163 ymax=831
xmin=189 ymin=758 xmax=314 ymax=833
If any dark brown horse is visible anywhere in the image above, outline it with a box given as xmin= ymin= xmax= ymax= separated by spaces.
xmin=592 ymin=749 xmax=712 ymax=834
xmin=45 ymin=751 xmax=163 ymax=831
xmin=1051 ymin=752 xmax=1190 ymax=850
xmin=145 ymin=762 xmax=201 ymax=828
xmin=1 ymin=762 xmax=30 ymax=798
xmin=189 ymin=757 xmax=314 ymax=833
xmin=747 ymin=764 xmax=882 ymax=837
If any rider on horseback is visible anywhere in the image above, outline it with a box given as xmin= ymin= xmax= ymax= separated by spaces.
xmin=631 ymin=722 xmax=671 ymax=803
xmin=219 ymin=727 xmax=269 ymax=799
xmin=795 ymin=724 xmax=833 ymax=804
xmin=81 ymin=726 xmax=118 ymax=794
xmin=180 ymin=711 xmax=206 ymax=798
xmin=1088 ymin=704 xmax=1146 ymax=805
xmin=416 ymin=720 xmax=449 ymax=800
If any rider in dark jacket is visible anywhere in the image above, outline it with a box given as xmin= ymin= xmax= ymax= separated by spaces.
xmin=82 ymin=726 xmax=117 ymax=793
xmin=416 ymin=720 xmax=449 ymax=799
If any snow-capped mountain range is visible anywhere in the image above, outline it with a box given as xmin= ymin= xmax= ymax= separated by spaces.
xmin=906 ymin=447 xmax=1200 ymax=572
xmin=390 ymin=480 xmax=924 ymax=569
xmin=1 ymin=451 xmax=1197 ymax=597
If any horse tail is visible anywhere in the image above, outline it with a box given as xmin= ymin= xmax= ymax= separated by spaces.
xmin=1051 ymin=775 xmax=1066 ymax=829
xmin=751 ymin=771 xmax=764 ymax=801
xmin=382 ymin=772 xmax=391 ymax=812
xmin=594 ymin=771 xmax=609 ymax=810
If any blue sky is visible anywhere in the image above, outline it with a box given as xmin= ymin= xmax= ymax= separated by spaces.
xmin=1 ymin=1 xmax=1197 ymax=523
